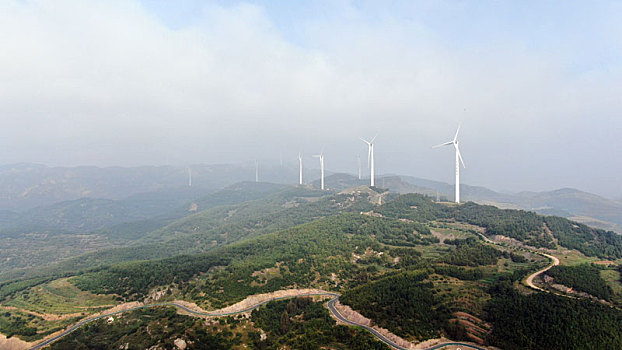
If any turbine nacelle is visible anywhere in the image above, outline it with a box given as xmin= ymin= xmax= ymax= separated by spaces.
xmin=432 ymin=125 xmax=465 ymax=169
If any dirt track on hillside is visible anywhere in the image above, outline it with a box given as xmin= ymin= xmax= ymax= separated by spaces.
xmin=524 ymin=253 xmax=560 ymax=291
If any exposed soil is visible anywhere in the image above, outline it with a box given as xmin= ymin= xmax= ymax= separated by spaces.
xmin=331 ymin=300 xmax=415 ymax=349
xmin=0 ymin=334 xmax=33 ymax=350
xmin=524 ymin=253 xmax=560 ymax=291
xmin=213 ymin=288 xmax=333 ymax=315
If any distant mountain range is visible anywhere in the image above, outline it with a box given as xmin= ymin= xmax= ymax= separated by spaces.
xmin=385 ymin=176 xmax=622 ymax=233
xmin=0 ymin=163 xmax=620 ymax=234
xmin=0 ymin=188 xmax=204 ymax=236
xmin=0 ymin=163 xmax=304 ymax=211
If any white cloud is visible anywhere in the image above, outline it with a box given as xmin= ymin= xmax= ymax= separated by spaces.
xmin=0 ymin=0 xmax=620 ymax=196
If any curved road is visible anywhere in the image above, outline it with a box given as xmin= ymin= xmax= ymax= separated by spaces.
xmin=524 ymin=252 xmax=560 ymax=291
xmin=326 ymin=298 xmax=486 ymax=350
xmin=473 ymin=227 xmax=561 ymax=293
xmin=31 ymin=293 xmax=487 ymax=350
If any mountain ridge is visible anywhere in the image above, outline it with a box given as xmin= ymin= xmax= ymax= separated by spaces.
xmin=1 ymin=163 xmax=620 ymax=234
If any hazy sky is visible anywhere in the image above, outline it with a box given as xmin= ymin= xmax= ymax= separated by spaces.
xmin=1 ymin=0 xmax=621 ymax=197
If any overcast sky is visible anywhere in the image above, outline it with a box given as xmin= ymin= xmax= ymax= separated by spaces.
xmin=1 ymin=0 xmax=621 ymax=197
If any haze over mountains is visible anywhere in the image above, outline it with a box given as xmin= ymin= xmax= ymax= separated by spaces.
xmin=0 ymin=163 xmax=620 ymax=235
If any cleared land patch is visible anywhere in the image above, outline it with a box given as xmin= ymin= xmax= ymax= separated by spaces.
xmin=3 ymin=278 xmax=117 ymax=316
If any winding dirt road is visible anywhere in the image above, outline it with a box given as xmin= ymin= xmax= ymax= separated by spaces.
xmin=524 ymin=252 xmax=560 ymax=291
xmin=29 ymin=290 xmax=488 ymax=350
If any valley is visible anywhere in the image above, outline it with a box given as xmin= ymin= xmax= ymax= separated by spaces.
xmin=0 ymin=180 xmax=620 ymax=349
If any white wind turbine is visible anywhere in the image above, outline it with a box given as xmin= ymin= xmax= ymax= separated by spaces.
xmin=255 ymin=160 xmax=259 ymax=183
xmin=312 ymin=151 xmax=325 ymax=190
xmin=298 ymin=152 xmax=303 ymax=185
xmin=433 ymin=125 xmax=466 ymax=203
xmin=360 ymin=135 xmax=377 ymax=187
xmin=357 ymin=155 xmax=361 ymax=180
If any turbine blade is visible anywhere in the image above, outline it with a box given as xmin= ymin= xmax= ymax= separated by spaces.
xmin=360 ymin=137 xmax=370 ymax=145
xmin=455 ymin=145 xmax=466 ymax=168
xmin=453 ymin=124 xmax=461 ymax=143
xmin=432 ymin=141 xmax=453 ymax=148
xmin=370 ymin=132 xmax=379 ymax=143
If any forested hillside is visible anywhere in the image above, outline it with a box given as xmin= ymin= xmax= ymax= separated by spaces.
xmin=0 ymin=187 xmax=621 ymax=349
xmin=486 ymin=280 xmax=622 ymax=350
xmin=376 ymin=194 xmax=622 ymax=258
xmin=0 ymin=183 xmax=324 ymax=279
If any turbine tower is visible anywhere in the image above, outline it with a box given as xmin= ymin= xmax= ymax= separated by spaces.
xmin=298 ymin=152 xmax=303 ymax=185
xmin=312 ymin=152 xmax=325 ymax=190
xmin=433 ymin=125 xmax=466 ymax=203
xmin=255 ymin=160 xmax=259 ymax=183
xmin=188 ymin=168 xmax=192 ymax=187
xmin=360 ymin=135 xmax=377 ymax=187
xmin=357 ymin=155 xmax=361 ymax=180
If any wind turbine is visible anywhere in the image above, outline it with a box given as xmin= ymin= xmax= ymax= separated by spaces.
xmin=357 ymin=155 xmax=361 ymax=180
xmin=255 ymin=160 xmax=259 ymax=183
xmin=188 ymin=168 xmax=192 ymax=187
xmin=433 ymin=125 xmax=466 ymax=203
xmin=312 ymin=151 xmax=325 ymax=190
xmin=360 ymin=135 xmax=377 ymax=187
xmin=298 ymin=152 xmax=303 ymax=185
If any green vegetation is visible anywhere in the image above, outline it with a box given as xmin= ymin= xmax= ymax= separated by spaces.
xmin=178 ymin=214 xmax=396 ymax=308
xmin=441 ymin=238 xmax=503 ymax=266
xmin=0 ymin=276 xmax=57 ymax=302
xmin=546 ymin=264 xmax=614 ymax=301
xmin=0 ymin=184 xmax=319 ymax=279
xmin=251 ymin=297 xmax=388 ymax=350
xmin=432 ymin=265 xmax=484 ymax=280
xmin=2 ymin=188 xmax=622 ymax=348
xmin=73 ymin=255 xmax=230 ymax=299
xmin=357 ymin=218 xmax=437 ymax=247
xmin=72 ymin=213 xmax=439 ymax=307
xmin=49 ymin=298 xmax=388 ymax=350
xmin=377 ymin=194 xmax=622 ymax=259
xmin=544 ymin=216 xmax=622 ymax=258
xmin=0 ymin=308 xmax=81 ymax=341
xmin=486 ymin=280 xmax=622 ymax=350
xmin=600 ymin=268 xmax=622 ymax=297
xmin=2 ymin=187 xmax=365 ymax=283
xmin=340 ymin=271 xmax=448 ymax=340
xmin=50 ymin=307 xmax=237 ymax=350
xmin=4 ymin=278 xmax=117 ymax=315
xmin=0 ymin=310 xmax=38 ymax=338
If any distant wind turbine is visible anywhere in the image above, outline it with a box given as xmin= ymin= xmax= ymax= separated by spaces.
xmin=312 ymin=151 xmax=325 ymax=190
xmin=188 ymin=168 xmax=192 ymax=187
xmin=433 ymin=124 xmax=466 ymax=203
xmin=360 ymin=135 xmax=377 ymax=187
xmin=357 ymin=155 xmax=361 ymax=180
xmin=298 ymin=152 xmax=303 ymax=185
xmin=255 ymin=160 xmax=259 ymax=183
